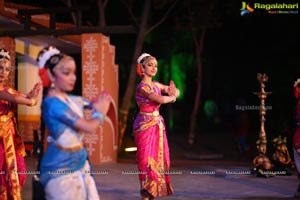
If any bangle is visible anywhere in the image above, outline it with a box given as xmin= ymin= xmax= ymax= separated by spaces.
xmin=92 ymin=111 xmax=105 ymax=124
xmin=30 ymin=99 xmax=37 ymax=106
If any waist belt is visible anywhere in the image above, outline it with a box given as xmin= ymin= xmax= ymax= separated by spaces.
xmin=139 ymin=111 xmax=160 ymax=117
xmin=55 ymin=143 xmax=84 ymax=152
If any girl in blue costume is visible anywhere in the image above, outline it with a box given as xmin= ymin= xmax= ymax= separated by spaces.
xmin=36 ymin=46 xmax=111 ymax=200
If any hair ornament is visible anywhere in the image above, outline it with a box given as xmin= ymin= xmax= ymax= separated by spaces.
xmin=37 ymin=46 xmax=60 ymax=68
xmin=38 ymin=68 xmax=52 ymax=87
xmin=294 ymin=79 xmax=300 ymax=88
xmin=136 ymin=63 xmax=143 ymax=77
xmin=137 ymin=53 xmax=151 ymax=64
xmin=49 ymin=56 xmax=60 ymax=65
xmin=0 ymin=48 xmax=10 ymax=60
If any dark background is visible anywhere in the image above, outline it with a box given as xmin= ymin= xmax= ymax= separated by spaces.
xmin=6 ymin=0 xmax=300 ymax=157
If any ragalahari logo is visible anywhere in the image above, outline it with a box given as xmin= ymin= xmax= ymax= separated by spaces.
xmin=240 ymin=2 xmax=255 ymax=16
xmin=240 ymin=2 xmax=298 ymax=15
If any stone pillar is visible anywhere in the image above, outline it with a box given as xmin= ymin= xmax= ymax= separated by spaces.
xmin=81 ymin=33 xmax=119 ymax=164
xmin=15 ymin=41 xmax=42 ymax=143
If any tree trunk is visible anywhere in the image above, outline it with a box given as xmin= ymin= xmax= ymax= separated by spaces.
xmin=188 ymin=0 xmax=214 ymax=145
xmin=97 ymin=0 xmax=106 ymax=26
xmin=188 ymin=29 xmax=206 ymax=145
xmin=118 ymin=0 xmax=151 ymax=152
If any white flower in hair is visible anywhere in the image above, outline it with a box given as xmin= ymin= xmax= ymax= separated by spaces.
xmin=37 ymin=47 xmax=60 ymax=68
xmin=294 ymin=79 xmax=300 ymax=87
xmin=137 ymin=53 xmax=151 ymax=64
xmin=0 ymin=49 xmax=10 ymax=60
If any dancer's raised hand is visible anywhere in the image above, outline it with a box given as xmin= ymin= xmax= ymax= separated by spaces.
xmin=92 ymin=90 xmax=112 ymax=116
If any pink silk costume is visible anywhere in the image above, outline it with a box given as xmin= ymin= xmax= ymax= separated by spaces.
xmin=133 ymin=81 xmax=174 ymax=198
xmin=0 ymin=87 xmax=26 ymax=200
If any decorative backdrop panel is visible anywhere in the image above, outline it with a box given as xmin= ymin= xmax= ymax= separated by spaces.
xmin=82 ymin=33 xmax=119 ymax=164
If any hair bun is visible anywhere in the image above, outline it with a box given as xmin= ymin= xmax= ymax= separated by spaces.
xmin=37 ymin=46 xmax=60 ymax=68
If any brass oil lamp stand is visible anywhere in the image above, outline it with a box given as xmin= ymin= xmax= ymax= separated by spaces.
xmin=253 ymin=73 xmax=272 ymax=141
xmin=252 ymin=73 xmax=274 ymax=177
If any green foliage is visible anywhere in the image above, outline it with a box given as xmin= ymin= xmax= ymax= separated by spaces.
xmin=155 ymin=53 xmax=195 ymax=101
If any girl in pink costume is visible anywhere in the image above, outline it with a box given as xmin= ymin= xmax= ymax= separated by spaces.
xmin=133 ymin=53 xmax=179 ymax=200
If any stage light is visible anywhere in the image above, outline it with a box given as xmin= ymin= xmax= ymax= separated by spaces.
xmin=124 ymin=147 xmax=137 ymax=152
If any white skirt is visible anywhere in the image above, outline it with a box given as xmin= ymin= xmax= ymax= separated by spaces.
xmin=45 ymin=160 xmax=100 ymax=200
